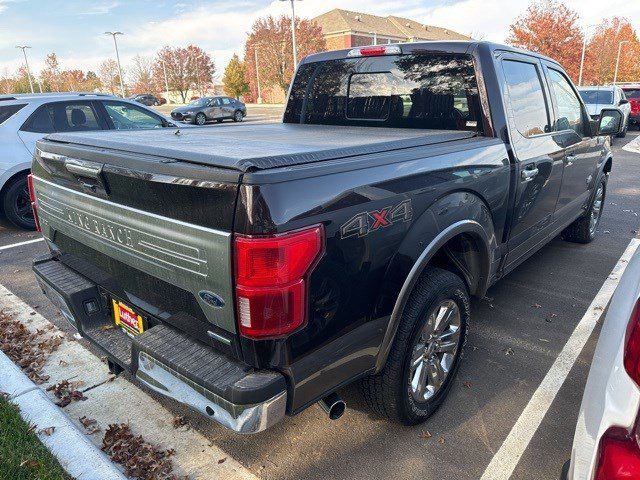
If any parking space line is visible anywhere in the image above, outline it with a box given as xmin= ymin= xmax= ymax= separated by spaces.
xmin=0 ymin=238 xmax=44 ymax=251
xmin=480 ymin=237 xmax=640 ymax=480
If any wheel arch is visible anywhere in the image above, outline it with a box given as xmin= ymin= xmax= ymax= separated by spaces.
xmin=0 ymin=167 xmax=30 ymax=202
xmin=374 ymin=193 xmax=497 ymax=373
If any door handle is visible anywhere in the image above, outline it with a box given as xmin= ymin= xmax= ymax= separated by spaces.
xmin=521 ymin=167 xmax=539 ymax=182
xmin=564 ymin=154 xmax=576 ymax=167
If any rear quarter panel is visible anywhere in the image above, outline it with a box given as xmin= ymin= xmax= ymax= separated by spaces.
xmin=235 ymin=138 xmax=510 ymax=412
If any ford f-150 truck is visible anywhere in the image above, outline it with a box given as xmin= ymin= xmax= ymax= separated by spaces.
xmin=29 ymin=41 xmax=623 ymax=434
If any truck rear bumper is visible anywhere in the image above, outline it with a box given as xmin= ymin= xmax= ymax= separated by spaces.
xmin=32 ymin=254 xmax=287 ymax=434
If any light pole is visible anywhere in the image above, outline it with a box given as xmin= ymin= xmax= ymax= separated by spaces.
xmin=15 ymin=45 xmax=34 ymax=93
xmin=253 ymin=46 xmax=262 ymax=104
xmin=280 ymin=0 xmax=301 ymax=67
xmin=578 ymin=25 xmax=597 ymax=87
xmin=613 ymin=40 xmax=629 ymax=85
xmin=370 ymin=31 xmax=378 ymax=45
xmin=104 ymin=31 xmax=125 ymax=97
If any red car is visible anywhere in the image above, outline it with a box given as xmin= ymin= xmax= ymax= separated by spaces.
xmin=621 ymin=84 xmax=640 ymax=129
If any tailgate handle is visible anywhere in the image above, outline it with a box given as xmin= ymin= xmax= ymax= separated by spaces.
xmin=64 ymin=159 xmax=103 ymax=179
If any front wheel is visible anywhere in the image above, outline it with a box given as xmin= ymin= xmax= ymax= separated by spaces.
xmin=361 ymin=267 xmax=469 ymax=424
xmin=233 ymin=110 xmax=244 ymax=122
xmin=562 ymin=175 xmax=607 ymax=244
xmin=617 ymin=119 xmax=628 ymax=138
xmin=194 ymin=112 xmax=206 ymax=125
xmin=2 ymin=174 xmax=36 ymax=230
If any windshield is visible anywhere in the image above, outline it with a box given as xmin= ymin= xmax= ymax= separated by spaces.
xmin=284 ymin=53 xmax=482 ymax=133
xmin=579 ymin=90 xmax=614 ymax=105
xmin=189 ymin=98 xmax=209 ymax=106
xmin=623 ymin=88 xmax=640 ymax=99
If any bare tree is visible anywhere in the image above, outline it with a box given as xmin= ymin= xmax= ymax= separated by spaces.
xmin=130 ymin=55 xmax=157 ymax=94
xmin=99 ymin=59 xmax=123 ymax=95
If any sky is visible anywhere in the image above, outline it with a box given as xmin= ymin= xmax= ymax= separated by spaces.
xmin=1 ymin=0 xmax=639 ymax=80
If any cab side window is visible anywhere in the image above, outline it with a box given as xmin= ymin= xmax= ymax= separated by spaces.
xmin=547 ymin=69 xmax=586 ymax=137
xmin=502 ymin=59 xmax=551 ymax=138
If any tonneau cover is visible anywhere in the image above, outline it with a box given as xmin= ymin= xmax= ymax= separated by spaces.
xmin=47 ymin=124 xmax=476 ymax=172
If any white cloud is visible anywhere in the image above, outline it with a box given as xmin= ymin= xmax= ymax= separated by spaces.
xmin=2 ymin=0 xmax=639 ymax=80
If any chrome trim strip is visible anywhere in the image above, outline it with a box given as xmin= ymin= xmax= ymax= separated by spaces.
xmin=136 ymin=352 xmax=287 ymax=434
xmin=32 ymin=175 xmax=237 ymax=333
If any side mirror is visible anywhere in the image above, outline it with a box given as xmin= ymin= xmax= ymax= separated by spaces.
xmin=619 ymin=98 xmax=629 ymax=106
xmin=596 ymin=108 xmax=623 ymax=136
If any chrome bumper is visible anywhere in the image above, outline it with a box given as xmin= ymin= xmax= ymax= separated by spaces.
xmin=136 ymin=351 xmax=287 ymax=434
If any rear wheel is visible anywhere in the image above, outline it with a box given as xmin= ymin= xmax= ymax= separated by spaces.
xmin=2 ymin=174 xmax=36 ymax=230
xmin=361 ymin=267 xmax=469 ymax=424
xmin=562 ymin=175 xmax=607 ymax=244
xmin=194 ymin=112 xmax=206 ymax=125
xmin=233 ymin=110 xmax=244 ymax=122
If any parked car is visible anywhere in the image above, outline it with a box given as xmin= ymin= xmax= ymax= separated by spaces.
xmin=170 ymin=96 xmax=246 ymax=125
xmin=30 ymin=41 xmax=622 ymax=434
xmin=561 ymin=245 xmax=640 ymax=480
xmin=620 ymin=83 xmax=640 ymax=129
xmin=0 ymin=92 xmax=176 ymax=230
xmin=578 ymin=85 xmax=630 ymax=137
xmin=130 ymin=94 xmax=165 ymax=106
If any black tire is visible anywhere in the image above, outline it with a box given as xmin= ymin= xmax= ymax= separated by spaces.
xmin=2 ymin=174 xmax=36 ymax=230
xmin=194 ymin=112 xmax=206 ymax=125
xmin=233 ymin=110 xmax=243 ymax=122
xmin=562 ymin=175 xmax=607 ymax=244
xmin=361 ymin=267 xmax=469 ymax=424
xmin=617 ymin=119 xmax=628 ymax=138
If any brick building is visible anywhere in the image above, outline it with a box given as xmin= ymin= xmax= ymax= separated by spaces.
xmin=313 ymin=9 xmax=471 ymax=51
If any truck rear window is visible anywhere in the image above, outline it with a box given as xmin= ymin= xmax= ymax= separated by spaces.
xmin=284 ymin=53 xmax=482 ymax=133
xmin=0 ymin=104 xmax=26 ymax=125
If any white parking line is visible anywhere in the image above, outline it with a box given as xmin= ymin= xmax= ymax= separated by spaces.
xmin=0 ymin=237 xmax=44 ymax=251
xmin=480 ymin=237 xmax=640 ymax=480
xmin=622 ymin=134 xmax=640 ymax=154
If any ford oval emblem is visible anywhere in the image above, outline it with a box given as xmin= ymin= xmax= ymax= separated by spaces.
xmin=198 ymin=291 xmax=225 ymax=308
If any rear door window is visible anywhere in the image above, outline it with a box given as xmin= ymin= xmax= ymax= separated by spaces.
xmin=284 ymin=53 xmax=482 ymax=132
xmin=0 ymin=104 xmax=26 ymax=125
xmin=21 ymin=101 xmax=104 ymax=133
xmin=501 ymin=59 xmax=551 ymax=137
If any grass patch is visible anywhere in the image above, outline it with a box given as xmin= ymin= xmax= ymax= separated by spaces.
xmin=0 ymin=395 xmax=72 ymax=480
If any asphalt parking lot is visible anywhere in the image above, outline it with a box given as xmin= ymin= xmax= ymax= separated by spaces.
xmin=1 ymin=128 xmax=639 ymax=480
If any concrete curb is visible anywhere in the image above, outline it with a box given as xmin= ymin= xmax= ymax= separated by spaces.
xmin=0 ymin=351 xmax=127 ymax=480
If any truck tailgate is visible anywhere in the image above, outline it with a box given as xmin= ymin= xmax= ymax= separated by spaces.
xmin=31 ymin=138 xmax=241 ymax=355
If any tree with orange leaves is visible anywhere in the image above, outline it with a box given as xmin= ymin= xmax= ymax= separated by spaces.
xmin=583 ymin=17 xmax=640 ymax=85
xmin=244 ymin=15 xmax=326 ymax=103
xmin=507 ymin=0 xmax=584 ymax=82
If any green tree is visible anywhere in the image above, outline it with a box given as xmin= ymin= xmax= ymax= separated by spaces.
xmin=222 ymin=54 xmax=249 ymax=99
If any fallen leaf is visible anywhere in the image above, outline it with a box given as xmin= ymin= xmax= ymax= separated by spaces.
xmin=462 ymin=381 xmax=472 ymax=389
xmin=504 ymin=347 xmax=514 ymax=356
xmin=172 ymin=415 xmax=189 ymax=430
xmin=99 ymin=324 xmax=116 ymax=331
xmin=531 ymin=303 xmax=542 ymax=309
xmin=438 ymin=436 xmax=445 ymax=444
xmin=419 ymin=430 xmax=432 ymax=439
xmin=218 ymin=457 xmax=227 ymax=464
xmin=38 ymin=426 xmax=55 ymax=436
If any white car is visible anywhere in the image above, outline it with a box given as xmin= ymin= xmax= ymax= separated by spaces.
xmin=0 ymin=92 xmax=176 ymax=229
xmin=564 ymin=245 xmax=640 ymax=479
xmin=578 ymin=86 xmax=632 ymax=138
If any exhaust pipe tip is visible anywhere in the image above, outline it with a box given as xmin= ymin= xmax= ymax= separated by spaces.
xmin=318 ymin=392 xmax=346 ymax=420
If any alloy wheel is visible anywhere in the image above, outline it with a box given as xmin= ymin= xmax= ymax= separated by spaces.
xmin=409 ymin=299 xmax=461 ymax=402
xmin=13 ymin=184 xmax=34 ymax=226
xmin=589 ymin=183 xmax=604 ymax=236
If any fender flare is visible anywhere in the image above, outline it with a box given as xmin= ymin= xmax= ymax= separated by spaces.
xmin=374 ymin=219 xmax=493 ymax=373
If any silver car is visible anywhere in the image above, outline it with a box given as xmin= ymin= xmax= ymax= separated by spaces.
xmin=0 ymin=92 xmax=175 ymax=229
xmin=564 ymin=242 xmax=640 ymax=479
xmin=578 ymin=86 xmax=631 ymax=138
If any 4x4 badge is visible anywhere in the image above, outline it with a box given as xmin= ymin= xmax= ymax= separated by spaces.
xmin=341 ymin=199 xmax=412 ymax=238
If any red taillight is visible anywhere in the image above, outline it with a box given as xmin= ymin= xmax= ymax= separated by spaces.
xmin=27 ymin=174 xmax=41 ymax=232
xmin=623 ymin=300 xmax=640 ymax=385
xmin=595 ymin=427 xmax=640 ymax=480
xmin=234 ymin=225 xmax=324 ymax=339
xmin=347 ymin=45 xmax=401 ymax=57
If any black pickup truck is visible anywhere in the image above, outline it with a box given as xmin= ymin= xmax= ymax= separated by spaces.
xmin=30 ymin=41 xmax=623 ymax=433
